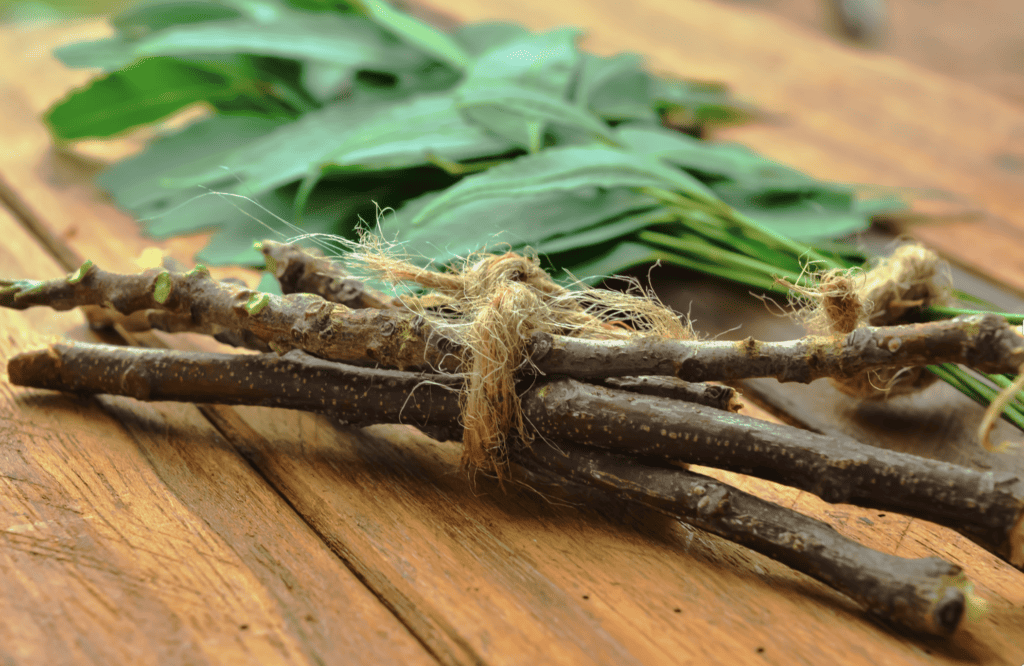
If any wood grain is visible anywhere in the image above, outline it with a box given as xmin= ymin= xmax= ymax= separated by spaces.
xmin=0 ymin=208 xmax=435 ymax=665
xmin=2 ymin=10 xmax=1024 ymax=666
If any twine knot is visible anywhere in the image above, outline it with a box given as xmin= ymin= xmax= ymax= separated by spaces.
xmin=790 ymin=243 xmax=951 ymax=399
xmin=347 ymin=243 xmax=692 ymax=477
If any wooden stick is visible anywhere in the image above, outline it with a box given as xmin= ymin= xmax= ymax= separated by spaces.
xmin=6 ymin=342 xmax=971 ymax=636
xmin=5 ymin=264 xmax=1024 ymax=380
xmin=10 ymin=343 xmax=1023 ymax=571
xmin=519 ymin=440 xmax=969 ymax=637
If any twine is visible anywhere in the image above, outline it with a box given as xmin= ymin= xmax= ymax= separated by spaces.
xmin=787 ymin=243 xmax=952 ymax=399
xmin=347 ymin=243 xmax=692 ymax=476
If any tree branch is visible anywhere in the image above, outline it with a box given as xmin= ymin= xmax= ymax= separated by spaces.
xmin=5 ymin=265 xmax=1024 ymax=382
xmin=0 ymin=263 xmax=447 ymax=371
xmin=530 ymin=314 xmax=1024 ymax=381
xmin=520 ymin=379 xmax=1024 ymax=570
xmin=10 ymin=343 xmax=1023 ymax=571
xmin=7 ymin=342 xmax=972 ymax=636
xmin=518 ymin=441 xmax=969 ymax=637
xmin=260 ymin=240 xmax=395 ymax=309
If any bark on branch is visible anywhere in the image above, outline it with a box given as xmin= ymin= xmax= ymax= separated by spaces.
xmin=519 ymin=441 xmax=969 ymax=637
xmin=5 ymin=264 xmax=1024 ymax=382
xmin=7 ymin=342 xmax=974 ymax=636
xmin=10 ymin=343 xmax=1023 ymax=572
xmin=529 ymin=314 xmax=1024 ymax=382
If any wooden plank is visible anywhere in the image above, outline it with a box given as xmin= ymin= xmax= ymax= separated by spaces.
xmin=0 ymin=208 xmax=436 ymax=665
xmin=2 ymin=12 xmax=1024 ymax=665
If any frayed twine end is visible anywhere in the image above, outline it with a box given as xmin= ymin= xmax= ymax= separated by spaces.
xmin=784 ymin=243 xmax=951 ymax=400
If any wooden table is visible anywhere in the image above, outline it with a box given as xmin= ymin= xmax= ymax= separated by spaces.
xmin=1 ymin=2 xmax=1023 ymax=664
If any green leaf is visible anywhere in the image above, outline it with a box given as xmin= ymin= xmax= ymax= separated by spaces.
xmin=97 ymin=113 xmax=289 ymax=209
xmin=110 ymin=1 xmax=246 ymax=35
xmin=132 ymin=13 xmax=423 ymax=69
xmin=464 ymin=27 xmax=582 ymax=98
xmin=554 ymin=240 xmax=674 ymax=283
xmin=537 ymin=206 xmax=673 ymax=256
xmin=388 ymin=186 xmax=659 ymax=266
xmin=576 ymin=53 xmax=658 ymax=124
xmin=453 ymin=22 xmax=530 ymax=57
xmin=347 ymin=0 xmax=471 ymax=71
xmin=409 ymin=145 xmax=718 ymax=227
xmin=731 ymin=201 xmax=869 ymax=242
xmin=45 ymin=58 xmax=235 ymax=140
xmin=160 ymin=93 xmax=410 ymax=195
xmin=55 ymin=37 xmax=139 ymax=70
xmin=301 ymin=61 xmax=351 ymax=102
xmin=316 ymin=93 xmax=518 ymax=171
xmin=616 ymin=123 xmax=810 ymax=188
xmin=65 ymin=7 xmax=427 ymax=74
xmin=457 ymin=83 xmax=618 ymax=150
xmin=650 ymin=77 xmax=754 ymax=127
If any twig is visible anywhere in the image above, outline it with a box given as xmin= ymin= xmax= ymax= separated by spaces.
xmin=0 ymin=263 xmax=448 ymax=371
xmin=518 ymin=441 xmax=969 ymax=637
xmin=529 ymin=314 xmax=1024 ymax=381
xmin=596 ymin=376 xmax=739 ymax=412
xmin=10 ymin=343 xmax=1023 ymax=571
xmin=520 ymin=378 xmax=1024 ymax=570
xmin=261 ymin=240 xmax=395 ymax=309
xmin=5 ymin=265 xmax=1024 ymax=382
xmin=7 ymin=343 xmax=463 ymax=441
xmin=7 ymin=342 xmax=971 ymax=636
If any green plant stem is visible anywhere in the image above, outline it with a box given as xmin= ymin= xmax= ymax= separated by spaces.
xmin=927 ymin=364 xmax=1024 ymax=432
xmin=923 ymin=305 xmax=1024 ymax=326
xmin=639 ymin=229 xmax=806 ymax=294
xmin=643 ymin=187 xmax=844 ymax=272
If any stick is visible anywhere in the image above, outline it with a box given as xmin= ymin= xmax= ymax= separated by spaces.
xmin=520 ymin=379 xmax=1024 ymax=570
xmin=6 ymin=264 xmax=1024 ymax=380
xmin=518 ymin=441 xmax=969 ymax=637
xmin=529 ymin=314 xmax=1024 ymax=381
xmin=596 ymin=375 xmax=740 ymax=412
xmin=260 ymin=240 xmax=395 ymax=309
xmin=7 ymin=343 xmax=463 ymax=441
xmin=0 ymin=263 xmax=449 ymax=371
xmin=6 ymin=344 xmax=970 ymax=636
xmin=10 ymin=343 xmax=1023 ymax=570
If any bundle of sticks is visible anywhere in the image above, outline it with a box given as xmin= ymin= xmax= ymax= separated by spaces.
xmin=2 ymin=240 xmax=1022 ymax=637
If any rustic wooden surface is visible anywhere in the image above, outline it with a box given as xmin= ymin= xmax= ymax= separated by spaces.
xmin=1 ymin=2 xmax=1024 ymax=664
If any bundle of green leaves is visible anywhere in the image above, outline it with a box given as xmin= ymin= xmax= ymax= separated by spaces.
xmin=48 ymin=0 xmax=882 ymax=277
xmin=45 ymin=0 xmax=1024 ymax=430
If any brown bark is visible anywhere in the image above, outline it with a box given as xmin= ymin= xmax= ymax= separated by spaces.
xmin=1 ymin=263 xmax=448 ymax=370
xmin=520 ymin=378 xmax=1024 ymax=569
xmin=261 ymin=240 xmax=395 ymax=309
xmin=530 ymin=314 xmax=1024 ymax=382
xmin=10 ymin=343 xmax=1024 ymax=572
xmin=5 ymin=265 xmax=1024 ymax=382
xmin=518 ymin=441 xmax=968 ymax=637
xmin=7 ymin=341 xmax=971 ymax=636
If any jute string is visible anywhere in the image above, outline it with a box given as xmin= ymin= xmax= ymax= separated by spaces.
xmin=784 ymin=243 xmax=952 ymax=399
xmin=347 ymin=244 xmax=692 ymax=476
xmin=785 ymin=242 xmax=1024 ymax=452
